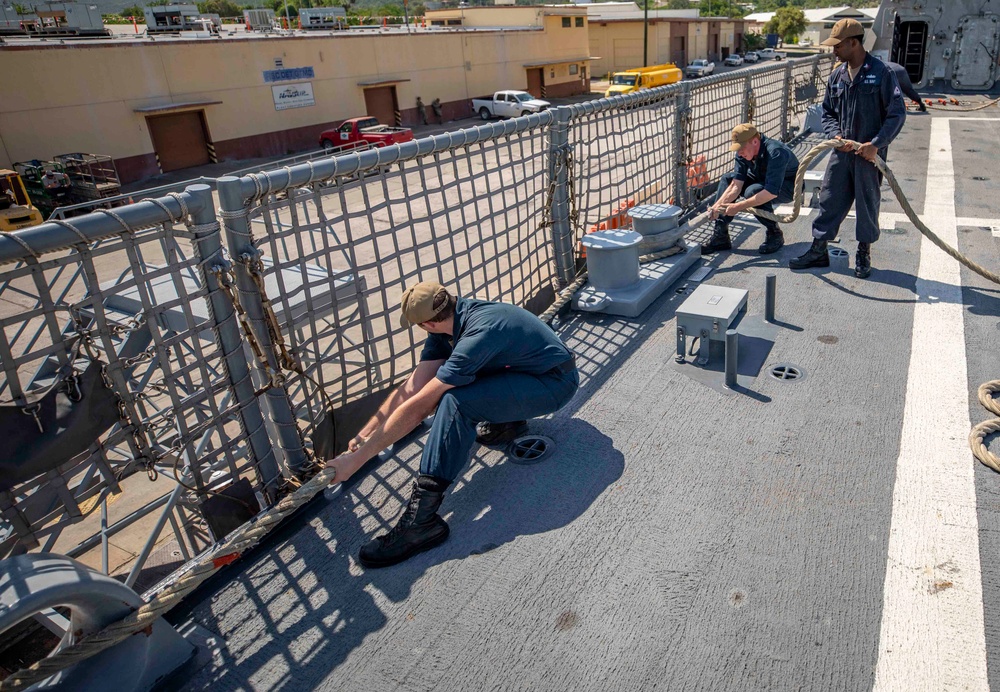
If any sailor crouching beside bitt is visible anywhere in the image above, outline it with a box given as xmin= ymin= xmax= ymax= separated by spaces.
xmin=325 ymin=281 xmax=580 ymax=568
xmin=701 ymin=122 xmax=801 ymax=257
xmin=789 ymin=17 xmax=906 ymax=279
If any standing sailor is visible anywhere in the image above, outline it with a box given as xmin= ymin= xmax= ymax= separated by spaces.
xmin=789 ymin=18 xmax=906 ymax=279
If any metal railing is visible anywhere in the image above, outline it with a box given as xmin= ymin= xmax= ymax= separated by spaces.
xmin=46 ymin=142 xmax=373 ymax=221
xmin=0 ymin=54 xmax=832 ymax=596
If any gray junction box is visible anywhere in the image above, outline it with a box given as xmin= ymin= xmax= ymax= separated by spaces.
xmin=675 ymin=284 xmax=748 ymax=365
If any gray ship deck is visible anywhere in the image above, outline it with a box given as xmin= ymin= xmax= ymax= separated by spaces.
xmin=165 ymin=110 xmax=1000 ymax=690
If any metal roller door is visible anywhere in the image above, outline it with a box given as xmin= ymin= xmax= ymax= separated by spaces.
xmin=363 ymin=86 xmax=397 ymax=126
xmin=146 ymin=111 xmax=211 ymax=172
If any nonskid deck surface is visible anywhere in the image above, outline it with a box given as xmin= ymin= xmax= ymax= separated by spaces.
xmin=170 ymin=110 xmax=1000 ymax=692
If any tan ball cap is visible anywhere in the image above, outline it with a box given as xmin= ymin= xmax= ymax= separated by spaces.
xmin=730 ymin=122 xmax=759 ymax=152
xmin=820 ymin=18 xmax=865 ymax=46
xmin=399 ymin=281 xmax=449 ymax=328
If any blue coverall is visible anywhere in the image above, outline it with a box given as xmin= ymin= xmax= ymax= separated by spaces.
xmin=715 ymin=133 xmax=800 ymax=232
xmin=812 ymin=54 xmax=906 ymax=244
xmin=419 ymin=297 xmax=579 ymax=481
xmin=886 ymin=62 xmax=924 ymax=107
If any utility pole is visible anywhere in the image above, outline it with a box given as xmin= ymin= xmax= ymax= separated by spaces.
xmin=643 ymin=0 xmax=648 ymax=67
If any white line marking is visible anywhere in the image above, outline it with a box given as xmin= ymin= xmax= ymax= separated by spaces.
xmin=956 ymin=217 xmax=1000 ymax=227
xmin=872 ymin=118 xmax=989 ymax=691
xmin=774 ymin=204 xmax=814 ymax=217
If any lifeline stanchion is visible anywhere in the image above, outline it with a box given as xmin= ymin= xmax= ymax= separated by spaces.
xmin=724 ymin=329 xmax=738 ymax=389
xmin=764 ymin=273 xmax=776 ymax=323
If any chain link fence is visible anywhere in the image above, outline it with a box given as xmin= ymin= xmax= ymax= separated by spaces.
xmin=0 ymin=54 xmax=832 ymax=596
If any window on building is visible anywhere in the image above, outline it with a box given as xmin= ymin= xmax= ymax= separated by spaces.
xmin=562 ymin=17 xmax=571 ymax=27
xmin=569 ymin=63 xmax=579 ymax=75
xmin=575 ymin=16 xmax=583 ymax=27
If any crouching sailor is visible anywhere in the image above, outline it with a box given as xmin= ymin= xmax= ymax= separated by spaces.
xmin=701 ymin=122 xmax=800 ymax=257
xmin=325 ymin=281 xmax=579 ymax=568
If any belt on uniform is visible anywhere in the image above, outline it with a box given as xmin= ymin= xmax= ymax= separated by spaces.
xmin=550 ymin=355 xmax=576 ymax=374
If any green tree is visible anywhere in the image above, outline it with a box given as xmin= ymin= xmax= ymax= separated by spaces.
xmin=198 ymin=0 xmax=242 ymax=15
xmin=661 ymin=0 xmax=691 ymax=8
xmin=120 ymin=4 xmax=144 ymax=15
xmin=699 ymin=0 xmax=744 ymax=18
xmin=743 ymin=31 xmax=767 ymax=51
xmin=764 ymin=6 xmax=806 ymax=42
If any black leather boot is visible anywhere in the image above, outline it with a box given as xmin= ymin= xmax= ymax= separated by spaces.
xmin=758 ymin=225 xmax=784 ymax=254
xmin=359 ymin=475 xmax=451 ymax=568
xmin=855 ymin=241 xmax=872 ymax=278
xmin=476 ymin=420 xmax=528 ymax=446
xmin=700 ymin=220 xmax=732 ymax=254
xmin=789 ymin=239 xmax=830 ymax=269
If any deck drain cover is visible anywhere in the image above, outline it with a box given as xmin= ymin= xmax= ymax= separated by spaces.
xmin=508 ymin=435 xmax=554 ymax=465
xmin=768 ymin=363 xmax=806 ymax=382
xmin=828 ymin=247 xmax=849 ymax=257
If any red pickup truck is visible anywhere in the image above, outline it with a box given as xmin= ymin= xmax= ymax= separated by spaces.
xmin=319 ymin=117 xmax=414 ymax=151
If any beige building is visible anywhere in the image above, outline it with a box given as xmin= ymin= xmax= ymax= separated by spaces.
xmin=423 ymin=5 xmax=596 ymax=98
xmin=0 ymin=17 xmax=591 ymax=183
xmin=584 ymin=2 xmax=748 ymax=77
xmin=744 ymin=6 xmax=877 ymax=46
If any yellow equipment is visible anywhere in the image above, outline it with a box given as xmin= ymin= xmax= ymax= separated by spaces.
xmin=605 ymin=63 xmax=683 ymax=98
xmin=0 ymin=169 xmax=45 ymax=232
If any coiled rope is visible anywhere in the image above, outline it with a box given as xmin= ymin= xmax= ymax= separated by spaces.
xmin=971 ymin=382 xmax=1000 ymax=472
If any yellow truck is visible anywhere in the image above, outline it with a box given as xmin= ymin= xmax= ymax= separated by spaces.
xmin=604 ymin=63 xmax=683 ymax=98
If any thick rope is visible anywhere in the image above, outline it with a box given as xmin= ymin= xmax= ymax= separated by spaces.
xmin=971 ymin=381 xmax=1000 ymax=472
xmin=0 ymin=466 xmax=337 ymax=691
xmin=6 ymin=134 xmax=1000 ymax=691
xmin=743 ymin=138 xmax=1000 ymax=286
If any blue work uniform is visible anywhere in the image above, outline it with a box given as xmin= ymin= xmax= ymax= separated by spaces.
xmin=812 ymin=54 xmax=906 ymax=244
xmin=714 ymin=133 xmax=800 ymax=231
xmin=419 ymin=297 xmax=579 ymax=481
xmin=886 ymin=62 xmax=924 ymax=107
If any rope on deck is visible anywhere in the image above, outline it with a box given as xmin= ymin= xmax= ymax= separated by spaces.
xmin=971 ymin=382 xmax=1000 ymax=473
xmin=924 ymin=96 xmax=1000 ymax=113
xmin=0 ymin=465 xmax=338 ymax=691
xmin=5 ymin=135 xmax=1000 ymax=692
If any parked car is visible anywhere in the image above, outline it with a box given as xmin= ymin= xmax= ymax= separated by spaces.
xmin=723 ymin=54 xmax=744 ymax=67
xmin=318 ymin=117 xmax=414 ymax=151
xmin=471 ymin=91 xmax=550 ymax=120
xmin=685 ymin=59 xmax=715 ymax=79
xmin=798 ymin=38 xmax=813 ymax=47
xmin=743 ymin=51 xmax=760 ymax=63
xmin=757 ymin=48 xmax=787 ymax=61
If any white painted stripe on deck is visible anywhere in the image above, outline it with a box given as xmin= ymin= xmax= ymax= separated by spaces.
xmin=774 ymin=204 xmax=814 ymax=217
xmin=872 ymin=119 xmax=989 ymax=690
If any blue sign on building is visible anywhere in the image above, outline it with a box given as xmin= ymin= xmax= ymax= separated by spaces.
xmin=263 ymin=67 xmax=316 ymax=83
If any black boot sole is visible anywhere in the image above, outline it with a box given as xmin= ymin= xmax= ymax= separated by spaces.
xmin=855 ymin=267 xmax=872 ymax=279
xmin=789 ymin=256 xmax=830 ymax=270
xmin=700 ymin=243 xmax=732 ymax=255
xmin=359 ymin=524 xmax=450 ymax=569
xmin=758 ymin=241 xmax=784 ymax=255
